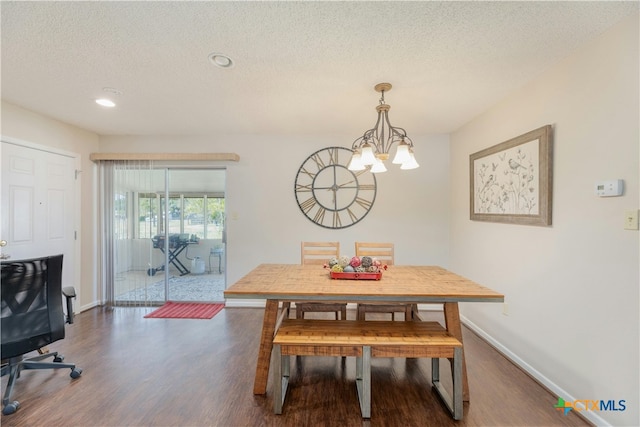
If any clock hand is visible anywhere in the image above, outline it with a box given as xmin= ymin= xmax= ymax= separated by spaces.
xmin=325 ymin=185 xmax=338 ymax=203
xmin=338 ymin=180 xmax=355 ymax=188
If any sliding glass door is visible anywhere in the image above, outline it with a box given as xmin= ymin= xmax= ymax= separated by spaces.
xmin=106 ymin=164 xmax=226 ymax=306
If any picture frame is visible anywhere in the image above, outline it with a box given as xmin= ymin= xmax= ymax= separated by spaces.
xmin=470 ymin=125 xmax=553 ymax=226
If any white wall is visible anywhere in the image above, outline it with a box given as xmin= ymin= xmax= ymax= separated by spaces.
xmin=450 ymin=15 xmax=639 ymax=426
xmin=1 ymin=101 xmax=100 ymax=311
xmin=98 ymin=133 xmax=451 ymax=288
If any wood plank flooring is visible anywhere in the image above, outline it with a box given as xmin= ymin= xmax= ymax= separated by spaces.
xmin=1 ymin=307 xmax=590 ymax=426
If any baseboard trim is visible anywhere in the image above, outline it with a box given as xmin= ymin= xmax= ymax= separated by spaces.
xmin=417 ymin=303 xmax=443 ymax=311
xmin=460 ymin=315 xmax=608 ymax=427
xmin=224 ymin=299 xmax=266 ymax=308
xmin=79 ymin=301 xmax=101 ymax=312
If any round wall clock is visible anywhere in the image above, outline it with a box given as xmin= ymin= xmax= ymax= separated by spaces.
xmin=294 ymin=146 xmax=377 ymax=229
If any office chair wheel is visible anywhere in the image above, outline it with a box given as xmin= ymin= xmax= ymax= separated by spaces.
xmin=2 ymin=401 xmax=19 ymax=415
xmin=70 ymin=368 xmax=82 ymax=379
xmin=53 ymin=355 xmax=64 ymax=363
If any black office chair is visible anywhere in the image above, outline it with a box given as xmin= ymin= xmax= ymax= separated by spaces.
xmin=1 ymin=254 xmax=82 ymax=415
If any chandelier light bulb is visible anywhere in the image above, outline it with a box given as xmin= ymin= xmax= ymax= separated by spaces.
xmin=347 ymin=150 xmax=366 ymax=171
xmin=360 ymin=143 xmax=377 ymax=166
xmin=370 ymin=157 xmax=388 ymax=173
xmin=392 ymin=140 xmax=411 ymax=164
xmin=400 ymin=150 xmax=420 ymax=170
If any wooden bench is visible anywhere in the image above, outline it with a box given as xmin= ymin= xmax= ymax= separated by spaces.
xmin=272 ymin=319 xmax=463 ymax=420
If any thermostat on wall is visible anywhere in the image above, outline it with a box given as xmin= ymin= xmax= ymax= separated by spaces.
xmin=595 ymin=179 xmax=624 ymax=197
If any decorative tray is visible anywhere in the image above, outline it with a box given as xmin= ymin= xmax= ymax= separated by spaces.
xmin=329 ymin=271 xmax=382 ymax=281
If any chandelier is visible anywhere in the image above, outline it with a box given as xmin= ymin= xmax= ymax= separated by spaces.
xmin=347 ymin=82 xmax=419 ymax=173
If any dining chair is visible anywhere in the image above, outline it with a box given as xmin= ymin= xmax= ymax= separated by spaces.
xmin=355 ymin=242 xmax=417 ymax=321
xmin=295 ymin=242 xmax=348 ymax=320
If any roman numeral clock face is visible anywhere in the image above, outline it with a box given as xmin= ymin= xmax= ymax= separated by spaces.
xmin=294 ymin=146 xmax=377 ymax=229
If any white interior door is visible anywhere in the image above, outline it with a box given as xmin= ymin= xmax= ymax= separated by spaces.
xmin=1 ymin=140 xmax=77 ymax=292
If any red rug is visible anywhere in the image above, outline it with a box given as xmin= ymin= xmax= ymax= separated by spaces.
xmin=144 ymin=301 xmax=225 ymax=319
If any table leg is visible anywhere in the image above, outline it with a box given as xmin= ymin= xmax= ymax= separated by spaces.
xmin=443 ymin=302 xmax=470 ymax=402
xmin=253 ymin=299 xmax=279 ymax=395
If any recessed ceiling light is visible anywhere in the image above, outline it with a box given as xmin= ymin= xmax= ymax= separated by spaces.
xmin=103 ymin=87 xmax=122 ymax=96
xmin=208 ymin=52 xmax=234 ymax=68
xmin=96 ymin=98 xmax=116 ymax=107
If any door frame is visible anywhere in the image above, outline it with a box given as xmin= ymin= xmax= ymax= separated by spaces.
xmin=107 ymin=164 xmax=227 ymax=305
xmin=1 ymin=135 xmax=82 ymax=306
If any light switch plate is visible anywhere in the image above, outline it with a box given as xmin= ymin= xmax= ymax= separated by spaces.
xmin=624 ymin=209 xmax=639 ymax=230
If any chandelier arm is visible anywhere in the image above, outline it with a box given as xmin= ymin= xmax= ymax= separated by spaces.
xmin=350 ymin=137 xmax=364 ymax=151
xmin=389 ymin=127 xmax=409 ymax=141
xmin=388 ymin=124 xmax=413 ymax=144
xmin=389 ymin=124 xmax=407 ymax=137
xmin=350 ymin=131 xmax=374 ymax=150
xmin=401 ymin=135 xmax=415 ymax=148
xmin=380 ymin=111 xmax=398 ymax=154
xmin=353 ymin=119 xmax=384 ymax=154
xmin=371 ymin=112 xmax=384 ymax=154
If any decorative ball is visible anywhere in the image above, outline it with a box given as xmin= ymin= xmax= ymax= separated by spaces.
xmin=355 ymin=266 xmax=366 ymax=273
xmin=331 ymin=264 xmax=344 ymax=273
xmin=350 ymin=256 xmax=361 ymax=268
xmin=328 ymin=257 xmax=339 ymax=267
xmin=367 ymin=266 xmax=378 ymax=273
xmin=361 ymin=256 xmax=373 ymax=268
xmin=339 ymin=256 xmax=350 ymax=267
xmin=372 ymin=258 xmax=382 ymax=267
xmin=343 ymin=265 xmax=355 ymax=273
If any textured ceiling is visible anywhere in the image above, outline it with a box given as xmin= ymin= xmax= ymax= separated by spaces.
xmin=1 ymin=1 xmax=637 ymax=137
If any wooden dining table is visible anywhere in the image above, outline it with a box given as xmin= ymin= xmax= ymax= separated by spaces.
xmin=223 ymin=263 xmax=504 ymax=401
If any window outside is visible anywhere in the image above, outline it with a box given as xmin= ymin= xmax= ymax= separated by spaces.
xmin=136 ymin=193 xmax=224 ymax=239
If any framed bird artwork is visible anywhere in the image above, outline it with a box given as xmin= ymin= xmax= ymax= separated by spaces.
xmin=469 ymin=125 xmax=553 ymax=226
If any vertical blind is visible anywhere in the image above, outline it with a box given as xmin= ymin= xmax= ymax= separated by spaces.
xmin=99 ymin=160 xmax=158 ymax=307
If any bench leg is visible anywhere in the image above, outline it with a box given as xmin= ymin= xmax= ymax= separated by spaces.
xmin=282 ymin=302 xmax=291 ymax=319
xmin=431 ymin=348 xmax=464 ymax=420
xmin=452 ymin=347 xmax=463 ymax=420
xmin=273 ymin=345 xmax=289 ymax=414
xmin=431 ymin=356 xmax=440 ymax=383
xmin=355 ymin=346 xmax=371 ymax=418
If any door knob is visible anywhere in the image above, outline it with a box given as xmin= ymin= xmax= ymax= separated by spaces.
xmin=0 ymin=240 xmax=9 ymax=259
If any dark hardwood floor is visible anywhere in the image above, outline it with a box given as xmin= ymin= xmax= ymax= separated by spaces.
xmin=1 ymin=307 xmax=590 ymax=426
